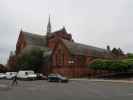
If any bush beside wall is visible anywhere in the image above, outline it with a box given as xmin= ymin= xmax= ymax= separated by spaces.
xmin=89 ymin=59 xmax=133 ymax=72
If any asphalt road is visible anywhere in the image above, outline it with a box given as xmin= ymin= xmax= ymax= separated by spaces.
xmin=0 ymin=79 xmax=133 ymax=100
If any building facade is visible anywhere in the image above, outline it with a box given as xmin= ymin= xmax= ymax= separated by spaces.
xmin=8 ymin=18 xmax=114 ymax=77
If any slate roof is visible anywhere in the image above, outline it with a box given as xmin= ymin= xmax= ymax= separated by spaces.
xmin=22 ymin=31 xmax=47 ymax=46
xmin=61 ymin=39 xmax=113 ymax=58
xmin=20 ymin=45 xmax=49 ymax=55
xmin=20 ymin=31 xmax=53 ymax=57
xmin=20 ymin=30 xmax=113 ymax=58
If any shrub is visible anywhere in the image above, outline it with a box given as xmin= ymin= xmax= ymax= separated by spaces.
xmin=127 ymin=53 xmax=133 ymax=59
xmin=122 ymin=59 xmax=133 ymax=69
xmin=89 ymin=59 xmax=131 ymax=72
xmin=109 ymin=61 xmax=128 ymax=72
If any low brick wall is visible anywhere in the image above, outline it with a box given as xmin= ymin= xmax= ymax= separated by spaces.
xmin=52 ymin=67 xmax=91 ymax=78
xmin=90 ymin=69 xmax=112 ymax=78
xmin=52 ymin=67 xmax=112 ymax=78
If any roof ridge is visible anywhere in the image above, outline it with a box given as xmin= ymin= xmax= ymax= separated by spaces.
xmin=61 ymin=38 xmax=106 ymax=51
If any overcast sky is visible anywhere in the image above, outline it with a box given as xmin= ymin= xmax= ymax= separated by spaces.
xmin=0 ymin=0 xmax=133 ymax=64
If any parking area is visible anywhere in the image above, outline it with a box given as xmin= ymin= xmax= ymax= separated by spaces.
xmin=0 ymin=79 xmax=133 ymax=100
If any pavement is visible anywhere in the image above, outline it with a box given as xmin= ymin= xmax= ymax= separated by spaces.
xmin=0 ymin=79 xmax=133 ymax=100
xmin=70 ymin=78 xmax=133 ymax=83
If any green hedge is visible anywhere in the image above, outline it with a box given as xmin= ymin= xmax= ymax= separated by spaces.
xmin=127 ymin=53 xmax=133 ymax=59
xmin=89 ymin=59 xmax=133 ymax=72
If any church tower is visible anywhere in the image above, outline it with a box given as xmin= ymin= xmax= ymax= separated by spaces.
xmin=46 ymin=16 xmax=51 ymax=46
xmin=47 ymin=16 xmax=51 ymax=35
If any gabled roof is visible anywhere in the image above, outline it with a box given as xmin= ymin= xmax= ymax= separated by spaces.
xmin=48 ymin=27 xmax=69 ymax=36
xmin=53 ymin=27 xmax=67 ymax=34
xmin=61 ymin=39 xmax=113 ymax=58
xmin=22 ymin=31 xmax=47 ymax=46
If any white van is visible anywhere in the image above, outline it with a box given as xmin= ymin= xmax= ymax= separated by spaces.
xmin=5 ymin=72 xmax=17 ymax=79
xmin=17 ymin=70 xmax=37 ymax=80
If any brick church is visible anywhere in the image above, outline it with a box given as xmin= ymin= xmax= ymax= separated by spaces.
xmin=8 ymin=17 xmax=114 ymax=77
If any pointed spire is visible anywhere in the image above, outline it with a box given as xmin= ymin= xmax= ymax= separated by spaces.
xmin=47 ymin=15 xmax=51 ymax=35
xmin=61 ymin=26 xmax=67 ymax=33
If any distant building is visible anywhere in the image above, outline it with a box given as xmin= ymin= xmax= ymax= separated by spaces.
xmin=8 ymin=17 xmax=114 ymax=77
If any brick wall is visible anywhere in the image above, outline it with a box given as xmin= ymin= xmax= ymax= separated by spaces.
xmin=52 ymin=67 xmax=112 ymax=78
xmin=52 ymin=67 xmax=90 ymax=78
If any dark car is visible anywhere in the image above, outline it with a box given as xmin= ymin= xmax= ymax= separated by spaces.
xmin=48 ymin=74 xmax=68 ymax=83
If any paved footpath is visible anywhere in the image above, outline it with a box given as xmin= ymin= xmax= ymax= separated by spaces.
xmin=71 ymin=78 xmax=133 ymax=83
xmin=0 ymin=79 xmax=133 ymax=100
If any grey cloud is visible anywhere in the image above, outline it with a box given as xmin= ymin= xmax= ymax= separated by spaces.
xmin=0 ymin=0 xmax=133 ymax=64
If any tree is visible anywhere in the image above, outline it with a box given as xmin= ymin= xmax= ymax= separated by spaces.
xmin=118 ymin=48 xmax=124 ymax=55
xmin=0 ymin=64 xmax=7 ymax=72
xmin=16 ymin=48 xmax=45 ymax=72
xmin=106 ymin=45 xmax=111 ymax=51
xmin=111 ymin=47 xmax=125 ymax=58
xmin=112 ymin=48 xmax=119 ymax=56
xmin=7 ymin=51 xmax=16 ymax=71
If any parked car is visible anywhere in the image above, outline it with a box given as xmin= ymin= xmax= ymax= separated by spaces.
xmin=0 ymin=73 xmax=6 ymax=79
xmin=17 ymin=70 xmax=37 ymax=80
xmin=48 ymin=74 xmax=68 ymax=83
xmin=36 ymin=73 xmax=47 ymax=80
xmin=5 ymin=72 xmax=17 ymax=79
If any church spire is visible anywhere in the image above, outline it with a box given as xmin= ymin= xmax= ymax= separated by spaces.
xmin=47 ymin=15 xmax=51 ymax=35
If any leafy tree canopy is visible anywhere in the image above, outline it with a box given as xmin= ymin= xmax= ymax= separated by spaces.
xmin=16 ymin=48 xmax=48 ymax=72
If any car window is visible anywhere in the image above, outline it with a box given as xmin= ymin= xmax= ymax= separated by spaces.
xmin=25 ymin=72 xmax=28 ymax=75
xmin=28 ymin=71 xmax=34 ymax=74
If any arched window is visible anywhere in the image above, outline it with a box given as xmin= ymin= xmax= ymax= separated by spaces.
xmin=55 ymin=49 xmax=64 ymax=66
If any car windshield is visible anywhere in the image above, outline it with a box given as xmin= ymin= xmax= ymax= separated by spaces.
xmin=49 ymin=74 xmax=57 ymax=76
xmin=57 ymin=74 xmax=66 ymax=79
xmin=27 ymin=71 xmax=34 ymax=75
